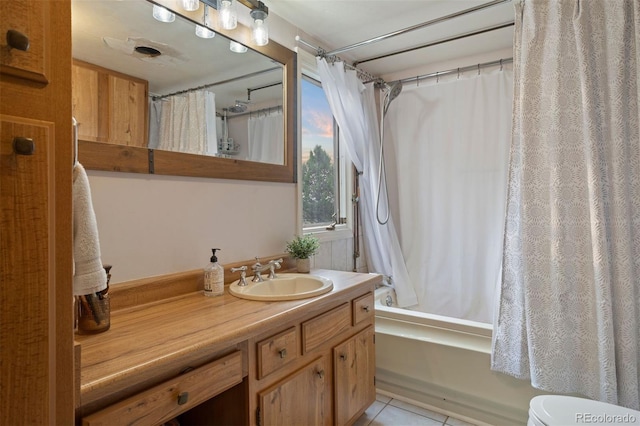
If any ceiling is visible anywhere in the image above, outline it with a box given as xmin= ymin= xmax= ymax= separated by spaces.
xmin=268 ymin=0 xmax=515 ymax=79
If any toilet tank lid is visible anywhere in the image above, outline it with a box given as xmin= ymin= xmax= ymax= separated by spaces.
xmin=530 ymin=395 xmax=640 ymax=425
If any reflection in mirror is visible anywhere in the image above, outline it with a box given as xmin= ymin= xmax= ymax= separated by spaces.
xmin=72 ymin=0 xmax=285 ymax=165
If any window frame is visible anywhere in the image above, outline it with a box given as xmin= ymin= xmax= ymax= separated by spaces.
xmin=299 ymin=61 xmax=352 ymax=241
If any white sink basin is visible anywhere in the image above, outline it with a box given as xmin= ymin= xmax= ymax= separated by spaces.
xmin=229 ymin=273 xmax=333 ymax=301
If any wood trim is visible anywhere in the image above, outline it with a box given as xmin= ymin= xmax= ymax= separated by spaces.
xmin=79 ymin=140 xmax=149 ymax=174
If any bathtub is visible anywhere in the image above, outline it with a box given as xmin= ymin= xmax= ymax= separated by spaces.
xmin=374 ymin=287 xmax=545 ymax=425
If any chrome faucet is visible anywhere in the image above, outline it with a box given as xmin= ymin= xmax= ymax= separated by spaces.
xmin=230 ymin=266 xmax=248 ymax=286
xmin=251 ymin=257 xmax=284 ymax=282
xmin=268 ymin=258 xmax=283 ymax=279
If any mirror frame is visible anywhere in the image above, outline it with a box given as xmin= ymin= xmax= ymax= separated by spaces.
xmin=78 ymin=0 xmax=297 ymax=183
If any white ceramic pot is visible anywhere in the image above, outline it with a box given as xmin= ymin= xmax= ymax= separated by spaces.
xmin=296 ymin=258 xmax=311 ymax=273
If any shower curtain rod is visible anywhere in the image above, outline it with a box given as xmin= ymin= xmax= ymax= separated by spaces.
xmin=354 ymin=21 xmax=514 ymax=66
xmin=224 ymin=104 xmax=282 ymax=119
xmin=151 ymin=66 xmax=281 ymax=100
xmin=295 ymin=36 xmax=383 ymax=84
xmin=399 ymin=57 xmax=513 ymax=86
xmin=325 ymin=0 xmax=511 ymax=56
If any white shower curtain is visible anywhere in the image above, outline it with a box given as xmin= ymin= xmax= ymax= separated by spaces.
xmin=384 ymin=70 xmax=512 ymax=324
xmin=248 ymin=109 xmax=284 ymax=164
xmin=492 ymin=0 xmax=640 ymax=409
xmin=149 ymin=90 xmax=217 ymax=156
xmin=316 ymin=58 xmax=418 ymax=308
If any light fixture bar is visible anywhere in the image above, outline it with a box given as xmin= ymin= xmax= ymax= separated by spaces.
xmin=200 ymin=0 xmax=268 ymax=14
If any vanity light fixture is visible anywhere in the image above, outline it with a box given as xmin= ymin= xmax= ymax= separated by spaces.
xmin=152 ymin=5 xmax=175 ymax=23
xmin=182 ymin=0 xmax=200 ymax=11
xmin=229 ymin=40 xmax=248 ymax=53
xmin=195 ymin=5 xmax=216 ymax=38
xmin=217 ymin=0 xmax=238 ymax=30
xmin=250 ymin=1 xmax=269 ymax=46
xmin=196 ymin=24 xmax=216 ymax=38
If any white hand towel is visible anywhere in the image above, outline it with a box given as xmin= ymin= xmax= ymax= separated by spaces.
xmin=73 ymin=163 xmax=107 ymax=296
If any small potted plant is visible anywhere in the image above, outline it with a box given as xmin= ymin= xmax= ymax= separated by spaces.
xmin=285 ymin=234 xmax=320 ymax=273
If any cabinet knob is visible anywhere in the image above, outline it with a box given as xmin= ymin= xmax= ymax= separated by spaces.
xmin=316 ymin=370 xmax=325 ymax=379
xmin=177 ymin=391 xmax=189 ymax=405
xmin=279 ymin=348 xmax=287 ymax=359
xmin=13 ymin=137 xmax=35 ymax=155
xmin=339 ymin=354 xmax=347 ymax=361
xmin=362 ymin=305 xmax=370 ymax=312
xmin=6 ymin=29 xmax=30 ymax=52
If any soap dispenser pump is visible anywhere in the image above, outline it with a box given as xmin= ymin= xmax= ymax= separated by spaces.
xmin=204 ymin=248 xmax=224 ymax=297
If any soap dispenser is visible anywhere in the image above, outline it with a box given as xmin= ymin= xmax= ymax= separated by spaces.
xmin=204 ymin=248 xmax=224 ymax=297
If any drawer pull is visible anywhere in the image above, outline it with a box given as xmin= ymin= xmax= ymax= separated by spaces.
xmin=279 ymin=348 xmax=287 ymax=359
xmin=339 ymin=354 xmax=347 ymax=361
xmin=316 ymin=370 xmax=325 ymax=379
xmin=362 ymin=305 xmax=370 ymax=312
xmin=6 ymin=29 xmax=30 ymax=52
xmin=177 ymin=391 xmax=189 ymax=405
xmin=13 ymin=137 xmax=35 ymax=156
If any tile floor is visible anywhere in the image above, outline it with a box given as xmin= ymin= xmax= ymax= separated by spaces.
xmin=354 ymin=394 xmax=477 ymax=426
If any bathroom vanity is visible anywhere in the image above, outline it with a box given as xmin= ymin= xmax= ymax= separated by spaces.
xmin=75 ymin=267 xmax=379 ymax=426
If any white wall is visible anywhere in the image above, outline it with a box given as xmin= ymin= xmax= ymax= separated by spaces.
xmin=89 ymin=171 xmax=296 ymax=283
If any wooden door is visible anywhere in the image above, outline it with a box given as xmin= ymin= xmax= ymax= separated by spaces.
xmin=259 ymin=357 xmax=327 ymax=426
xmin=0 ymin=0 xmax=74 ymax=423
xmin=334 ymin=327 xmax=376 ymax=425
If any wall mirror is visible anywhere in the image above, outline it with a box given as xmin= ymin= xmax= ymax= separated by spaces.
xmin=71 ymin=0 xmax=296 ymax=183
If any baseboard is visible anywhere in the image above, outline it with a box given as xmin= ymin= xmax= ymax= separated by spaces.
xmin=375 ymin=368 xmax=529 ymax=425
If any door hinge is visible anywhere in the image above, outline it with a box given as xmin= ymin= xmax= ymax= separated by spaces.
xmin=256 ymin=407 xmax=261 ymax=426
xmin=374 ymin=376 xmax=376 ymax=386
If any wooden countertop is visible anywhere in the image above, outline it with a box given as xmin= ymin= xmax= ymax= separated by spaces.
xmin=76 ymin=269 xmax=381 ymax=412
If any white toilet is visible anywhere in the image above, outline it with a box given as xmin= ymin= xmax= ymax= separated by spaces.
xmin=528 ymin=395 xmax=640 ymax=426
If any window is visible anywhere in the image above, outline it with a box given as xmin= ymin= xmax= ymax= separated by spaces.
xmin=301 ymin=75 xmax=349 ymax=232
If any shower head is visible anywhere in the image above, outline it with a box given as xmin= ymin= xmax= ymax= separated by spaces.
xmin=228 ymin=100 xmax=249 ymax=113
xmin=383 ymin=81 xmax=402 ymax=116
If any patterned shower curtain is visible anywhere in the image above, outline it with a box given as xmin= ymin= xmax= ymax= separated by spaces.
xmin=491 ymin=0 xmax=640 ymax=409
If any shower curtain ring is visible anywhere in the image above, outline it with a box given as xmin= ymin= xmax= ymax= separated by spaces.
xmin=500 ymin=59 xmax=503 ymax=71
xmin=416 ymin=75 xmax=419 ymax=87
xmin=457 ymin=68 xmax=460 ymax=79
xmin=436 ymin=72 xmax=439 ymax=83
xmin=477 ymin=64 xmax=481 ymax=75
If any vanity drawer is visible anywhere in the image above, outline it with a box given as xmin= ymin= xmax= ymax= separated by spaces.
xmin=353 ymin=292 xmax=374 ymax=325
xmin=257 ymin=327 xmax=298 ymax=379
xmin=302 ymin=302 xmax=351 ymax=353
xmin=82 ymin=351 xmax=243 ymax=426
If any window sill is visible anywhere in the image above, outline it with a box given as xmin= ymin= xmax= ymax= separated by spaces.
xmin=304 ymin=226 xmax=352 ymax=243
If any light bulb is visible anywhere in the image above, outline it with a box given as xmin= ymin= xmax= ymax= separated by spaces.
xmin=152 ymin=5 xmax=175 ymax=23
xmin=252 ymin=19 xmax=268 ymax=46
xmin=217 ymin=0 xmax=237 ymax=30
xmin=195 ymin=24 xmax=215 ymax=39
xmin=229 ymin=40 xmax=247 ymax=53
xmin=182 ymin=0 xmax=199 ymax=11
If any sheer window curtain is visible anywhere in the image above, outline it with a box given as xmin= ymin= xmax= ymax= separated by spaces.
xmin=383 ymin=69 xmax=512 ymax=324
xmin=492 ymin=0 xmax=640 ymax=409
xmin=248 ymin=109 xmax=283 ymax=164
xmin=148 ymin=90 xmax=218 ymax=156
xmin=316 ymin=58 xmax=418 ymax=308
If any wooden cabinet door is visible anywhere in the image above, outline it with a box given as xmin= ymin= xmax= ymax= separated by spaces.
xmin=0 ymin=115 xmax=55 ymax=423
xmin=334 ymin=327 xmax=376 ymax=425
xmin=0 ymin=0 xmax=50 ymax=83
xmin=108 ymin=73 xmax=147 ymax=147
xmin=72 ymin=60 xmax=148 ymax=147
xmin=259 ymin=357 xmax=327 ymax=426
xmin=72 ymin=63 xmax=101 ymax=141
